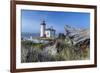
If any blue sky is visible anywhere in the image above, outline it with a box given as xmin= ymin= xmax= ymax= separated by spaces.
xmin=21 ymin=10 xmax=90 ymax=34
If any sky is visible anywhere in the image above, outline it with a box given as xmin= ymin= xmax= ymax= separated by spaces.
xmin=21 ymin=10 xmax=90 ymax=34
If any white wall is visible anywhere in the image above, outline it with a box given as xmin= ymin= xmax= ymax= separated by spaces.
xmin=0 ymin=0 xmax=100 ymax=73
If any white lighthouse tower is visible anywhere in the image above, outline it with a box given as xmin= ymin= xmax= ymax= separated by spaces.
xmin=40 ymin=20 xmax=46 ymax=37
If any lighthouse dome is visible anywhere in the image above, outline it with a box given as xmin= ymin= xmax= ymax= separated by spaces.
xmin=41 ymin=20 xmax=46 ymax=25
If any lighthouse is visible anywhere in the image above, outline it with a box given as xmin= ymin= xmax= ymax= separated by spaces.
xmin=40 ymin=20 xmax=46 ymax=37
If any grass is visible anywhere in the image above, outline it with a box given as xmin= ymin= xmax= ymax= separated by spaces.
xmin=38 ymin=37 xmax=55 ymax=41
xmin=21 ymin=38 xmax=90 ymax=63
xmin=21 ymin=41 xmax=44 ymax=49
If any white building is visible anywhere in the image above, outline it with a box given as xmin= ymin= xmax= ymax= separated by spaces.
xmin=40 ymin=21 xmax=56 ymax=38
xmin=45 ymin=27 xmax=55 ymax=38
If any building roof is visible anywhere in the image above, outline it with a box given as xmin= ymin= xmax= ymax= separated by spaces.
xmin=46 ymin=28 xmax=55 ymax=31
